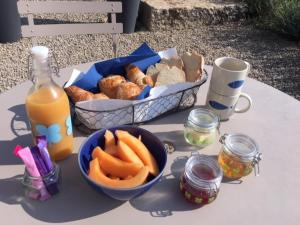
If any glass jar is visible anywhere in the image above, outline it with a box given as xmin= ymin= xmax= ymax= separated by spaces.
xmin=22 ymin=163 xmax=60 ymax=200
xmin=184 ymin=108 xmax=219 ymax=148
xmin=180 ymin=154 xmax=223 ymax=205
xmin=218 ymin=133 xmax=262 ymax=178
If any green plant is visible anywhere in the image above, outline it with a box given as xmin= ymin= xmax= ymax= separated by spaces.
xmin=244 ymin=0 xmax=272 ymax=18
xmin=268 ymin=0 xmax=300 ymax=39
xmin=244 ymin=0 xmax=300 ymax=40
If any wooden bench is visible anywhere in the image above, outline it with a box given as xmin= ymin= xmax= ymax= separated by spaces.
xmin=17 ymin=1 xmax=123 ymax=37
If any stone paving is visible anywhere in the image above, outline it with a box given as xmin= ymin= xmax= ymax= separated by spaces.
xmin=139 ymin=0 xmax=247 ymax=30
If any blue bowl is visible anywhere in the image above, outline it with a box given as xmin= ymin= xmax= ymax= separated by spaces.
xmin=78 ymin=125 xmax=167 ymax=201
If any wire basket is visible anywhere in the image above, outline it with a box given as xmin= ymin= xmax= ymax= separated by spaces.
xmin=71 ymin=70 xmax=208 ymax=134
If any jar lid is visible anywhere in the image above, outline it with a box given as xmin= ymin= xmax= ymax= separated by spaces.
xmin=220 ymin=133 xmax=261 ymax=162
xmin=185 ymin=154 xmax=223 ymax=190
xmin=188 ymin=108 xmax=219 ymax=130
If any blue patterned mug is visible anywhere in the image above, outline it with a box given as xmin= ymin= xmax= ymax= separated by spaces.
xmin=206 ymin=88 xmax=252 ymax=121
xmin=210 ymin=57 xmax=250 ymax=96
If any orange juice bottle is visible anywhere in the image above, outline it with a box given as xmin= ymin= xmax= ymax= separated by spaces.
xmin=25 ymin=46 xmax=73 ymax=161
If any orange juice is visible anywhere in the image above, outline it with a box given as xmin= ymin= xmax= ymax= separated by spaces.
xmin=26 ymin=46 xmax=73 ymax=161
xmin=26 ymin=86 xmax=73 ymax=161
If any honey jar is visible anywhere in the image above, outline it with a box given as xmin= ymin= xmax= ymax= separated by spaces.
xmin=180 ymin=154 xmax=223 ymax=205
xmin=218 ymin=133 xmax=262 ymax=178
xmin=184 ymin=108 xmax=219 ymax=148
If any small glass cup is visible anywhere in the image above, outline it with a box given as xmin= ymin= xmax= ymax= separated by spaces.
xmin=218 ymin=133 xmax=262 ymax=178
xmin=184 ymin=108 xmax=220 ymax=148
xmin=180 ymin=154 xmax=223 ymax=205
xmin=22 ymin=163 xmax=60 ymax=201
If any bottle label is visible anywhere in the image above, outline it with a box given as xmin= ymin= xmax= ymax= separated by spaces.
xmin=36 ymin=124 xmax=62 ymax=144
xmin=35 ymin=115 xmax=73 ymax=145
xmin=66 ymin=115 xmax=73 ymax=136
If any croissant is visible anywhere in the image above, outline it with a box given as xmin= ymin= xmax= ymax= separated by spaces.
xmin=93 ymin=93 xmax=109 ymax=100
xmin=99 ymin=75 xmax=126 ymax=99
xmin=116 ymin=82 xmax=142 ymax=100
xmin=64 ymin=86 xmax=94 ymax=103
xmin=125 ymin=64 xmax=154 ymax=88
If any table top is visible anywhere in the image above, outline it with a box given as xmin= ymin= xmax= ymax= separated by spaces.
xmin=0 ymin=63 xmax=300 ymax=225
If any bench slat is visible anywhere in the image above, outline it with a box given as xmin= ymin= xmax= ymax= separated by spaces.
xmin=18 ymin=1 xmax=122 ymax=14
xmin=21 ymin=23 xmax=123 ymax=37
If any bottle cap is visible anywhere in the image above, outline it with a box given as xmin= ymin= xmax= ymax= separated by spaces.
xmin=30 ymin=46 xmax=49 ymax=60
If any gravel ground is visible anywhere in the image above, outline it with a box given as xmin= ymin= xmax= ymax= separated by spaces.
xmin=0 ymin=21 xmax=299 ymax=100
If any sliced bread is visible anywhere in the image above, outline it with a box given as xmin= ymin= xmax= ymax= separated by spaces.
xmin=155 ymin=67 xmax=186 ymax=87
xmin=181 ymin=52 xmax=204 ymax=82
xmin=146 ymin=63 xmax=170 ymax=83
xmin=160 ymin=57 xmax=184 ymax=70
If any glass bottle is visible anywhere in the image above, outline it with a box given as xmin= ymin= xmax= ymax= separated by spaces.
xmin=25 ymin=46 xmax=73 ymax=161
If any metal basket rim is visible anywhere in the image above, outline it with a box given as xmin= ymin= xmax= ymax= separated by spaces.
xmin=72 ymin=69 xmax=208 ymax=113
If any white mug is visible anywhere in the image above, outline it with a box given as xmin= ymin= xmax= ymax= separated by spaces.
xmin=210 ymin=57 xmax=250 ymax=96
xmin=206 ymin=89 xmax=252 ymax=121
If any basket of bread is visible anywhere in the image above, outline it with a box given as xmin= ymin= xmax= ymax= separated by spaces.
xmin=64 ymin=44 xmax=207 ymax=132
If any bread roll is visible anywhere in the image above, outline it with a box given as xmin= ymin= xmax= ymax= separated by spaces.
xmin=93 ymin=93 xmax=109 ymax=100
xmin=64 ymin=86 xmax=94 ymax=103
xmin=125 ymin=64 xmax=154 ymax=88
xmin=116 ymin=82 xmax=142 ymax=100
xmin=181 ymin=52 xmax=204 ymax=82
xmin=99 ymin=75 xmax=126 ymax=98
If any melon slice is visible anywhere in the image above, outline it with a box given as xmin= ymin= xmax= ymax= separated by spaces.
xmin=105 ymin=130 xmax=115 ymax=149
xmin=105 ymin=145 xmax=118 ymax=157
xmin=124 ymin=175 xmax=133 ymax=180
xmin=108 ymin=174 xmax=120 ymax=180
xmin=104 ymin=130 xmax=118 ymax=156
xmin=92 ymin=146 xmax=143 ymax=179
xmin=117 ymin=140 xmax=144 ymax=166
xmin=89 ymin=158 xmax=149 ymax=189
xmin=115 ymin=130 xmax=159 ymax=176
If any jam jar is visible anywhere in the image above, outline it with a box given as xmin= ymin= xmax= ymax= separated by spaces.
xmin=184 ymin=108 xmax=219 ymax=148
xmin=180 ymin=154 xmax=223 ymax=205
xmin=218 ymin=133 xmax=262 ymax=178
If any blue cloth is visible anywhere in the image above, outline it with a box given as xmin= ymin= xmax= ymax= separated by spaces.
xmin=73 ymin=43 xmax=161 ymax=99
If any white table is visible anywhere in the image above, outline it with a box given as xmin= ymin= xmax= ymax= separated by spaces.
xmin=0 ymin=63 xmax=299 ymax=225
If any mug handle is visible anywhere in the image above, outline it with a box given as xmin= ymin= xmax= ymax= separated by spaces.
xmin=234 ymin=93 xmax=252 ymax=113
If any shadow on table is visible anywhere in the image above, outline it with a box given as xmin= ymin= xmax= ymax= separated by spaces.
xmin=130 ymin=156 xmax=200 ymax=217
xmin=222 ymin=177 xmax=243 ymax=184
xmin=146 ymin=108 xmax=191 ymax=126
xmin=1 ymin=104 xmax=86 ymax=165
xmin=0 ymin=154 xmax=124 ymax=222
xmin=8 ymin=104 xmax=31 ymax=137
xmin=0 ymin=134 xmax=33 ymax=165
xmin=153 ymin=130 xmax=200 ymax=152
xmin=146 ymin=105 xmax=209 ymax=126
xmin=0 ymin=104 xmax=32 ymax=165
xmin=130 ymin=153 xmax=243 ymax=217
xmin=8 ymin=103 xmax=84 ymax=138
